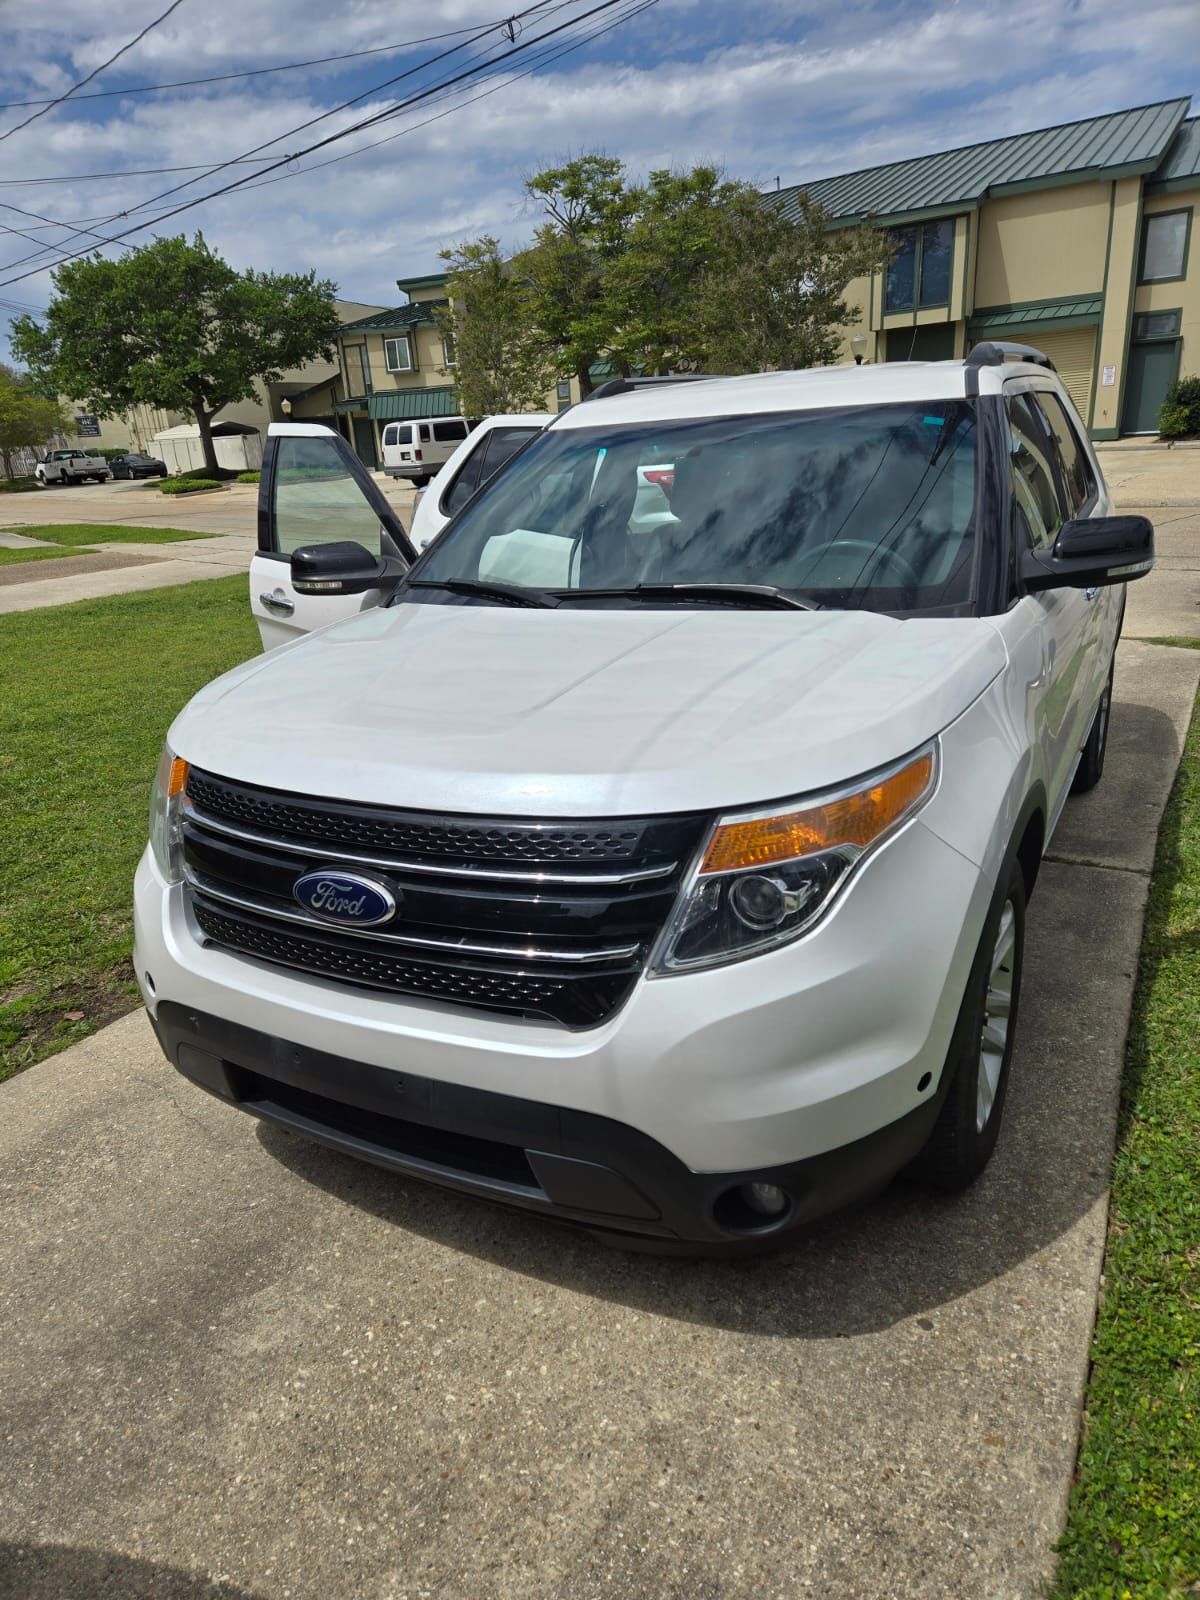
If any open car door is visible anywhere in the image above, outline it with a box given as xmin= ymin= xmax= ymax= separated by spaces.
xmin=249 ymin=422 xmax=415 ymax=650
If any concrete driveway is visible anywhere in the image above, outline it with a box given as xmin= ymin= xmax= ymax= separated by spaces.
xmin=1 ymin=624 xmax=1197 ymax=1600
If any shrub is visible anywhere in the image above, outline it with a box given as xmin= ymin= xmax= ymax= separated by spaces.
xmin=1159 ymin=402 xmax=1191 ymax=439
xmin=159 ymin=477 xmax=220 ymax=495
xmin=95 ymin=447 xmax=132 ymax=459
xmin=235 ymin=470 xmax=260 ymax=484
xmin=1159 ymin=375 xmax=1200 ymax=438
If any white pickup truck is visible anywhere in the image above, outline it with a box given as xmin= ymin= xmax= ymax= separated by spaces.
xmin=35 ymin=448 xmax=111 ymax=486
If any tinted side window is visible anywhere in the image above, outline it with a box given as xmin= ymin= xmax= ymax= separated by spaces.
xmin=477 ymin=426 xmax=538 ymax=479
xmin=432 ymin=419 xmax=468 ymax=444
xmin=442 ymin=441 xmax=488 ymax=518
xmin=418 ymin=424 xmax=432 ymax=444
xmin=1036 ymin=392 xmax=1094 ymax=514
xmin=273 ymin=435 xmax=383 ymax=557
xmin=1008 ymin=395 xmax=1062 ymax=551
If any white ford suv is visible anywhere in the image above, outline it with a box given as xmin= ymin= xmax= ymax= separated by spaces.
xmin=134 ymin=347 xmax=1153 ymax=1250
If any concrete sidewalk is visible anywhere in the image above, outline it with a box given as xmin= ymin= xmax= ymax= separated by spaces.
xmin=1 ymin=634 xmax=1197 ymax=1600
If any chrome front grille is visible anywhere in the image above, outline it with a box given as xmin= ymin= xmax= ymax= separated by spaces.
xmin=181 ymin=770 xmax=708 ymax=1028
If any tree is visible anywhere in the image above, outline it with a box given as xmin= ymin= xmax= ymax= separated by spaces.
xmin=436 ymin=237 xmax=554 ymax=415
xmin=0 ymin=364 xmax=69 ymax=478
xmin=522 ymin=155 xmax=635 ymax=396
xmin=602 ymin=165 xmax=746 ymax=376
xmin=10 ymin=233 xmax=340 ymax=478
xmin=693 ymin=189 xmax=890 ymax=373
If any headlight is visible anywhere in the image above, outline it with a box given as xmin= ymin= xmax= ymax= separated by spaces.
xmin=148 ymin=745 xmax=189 ymax=883
xmin=651 ymin=743 xmax=938 ymax=973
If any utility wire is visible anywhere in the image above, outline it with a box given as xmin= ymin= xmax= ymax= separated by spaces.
xmin=0 ymin=0 xmax=632 ymax=286
xmin=1 ymin=0 xmax=561 ymax=274
xmin=0 ymin=158 xmax=279 ymax=188
xmin=0 ymin=0 xmax=189 ymax=144
xmin=0 ymin=22 xmax=501 ymax=111
xmin=237 ymin=0 xmax=660 ymax=199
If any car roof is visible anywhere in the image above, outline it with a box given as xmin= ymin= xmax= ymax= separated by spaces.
xmin=548 ymin=360 xmax=1050 ymax=429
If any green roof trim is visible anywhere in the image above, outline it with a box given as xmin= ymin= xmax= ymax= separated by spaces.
xmin=773 ymin=97 xmax=1191 ymax=224
xmin=336 ymin=302 xmax=446 ymax=334
xmin=1147 ymin=117 xmax=1200 ymax=192
xmin=396 ymin=272 xmax=449 ymax=295
xmin=970 ymin=295 xmax=1103 ymax=330
xmin=366 ymin=388 xmax=459 ymax=421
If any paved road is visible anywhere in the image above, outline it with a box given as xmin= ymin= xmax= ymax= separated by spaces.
xmin=1 ymin=630 xmax=1197 ymax=1600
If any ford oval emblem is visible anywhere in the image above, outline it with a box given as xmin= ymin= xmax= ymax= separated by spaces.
xmin=293 ymin=870 xmax=397 ymax=927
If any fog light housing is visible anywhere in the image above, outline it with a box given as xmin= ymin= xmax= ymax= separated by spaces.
xmin=744 ymin=1182 xmax=788 ymax=1215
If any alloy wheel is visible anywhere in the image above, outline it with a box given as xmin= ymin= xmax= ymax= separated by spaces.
xmin=977 ymin=901 xmax=1016 ymax=1132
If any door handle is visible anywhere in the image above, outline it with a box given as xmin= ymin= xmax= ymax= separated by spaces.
xmin=259 ymin=589 xmax=295 ymax=615
xmin=1084 ymin=586 xmax=1100 ymax=602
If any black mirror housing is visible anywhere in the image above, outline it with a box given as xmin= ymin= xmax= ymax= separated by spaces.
xmin=290 ymin=541 xmax=393 ymax=595
xmin=1020 ymin=515 xmax=1154 ymax=594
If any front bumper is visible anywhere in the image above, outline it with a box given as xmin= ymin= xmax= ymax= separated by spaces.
xmin=151 ymin=1001 xmax=946 ymax=1247
xmin=134 ymin=803 xmax=992 ymax=1242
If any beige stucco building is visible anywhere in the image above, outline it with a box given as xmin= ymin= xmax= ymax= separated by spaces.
xmin=780 ymin=96 xmax=1199 ymax=437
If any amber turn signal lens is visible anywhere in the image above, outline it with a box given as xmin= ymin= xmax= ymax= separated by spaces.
xmin=700 ymin=750 xmax=935 ymax=875
xmin=166 ymin=757 xmax=189 ymax=798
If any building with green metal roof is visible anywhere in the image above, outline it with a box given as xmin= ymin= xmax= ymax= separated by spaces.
xmin=775 ymin=97 xmax=1198 ymax=437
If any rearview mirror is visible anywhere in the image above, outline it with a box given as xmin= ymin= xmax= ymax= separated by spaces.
xmin=290 ymin=540 xmax=400 ymax=595
xmin=1020 ymin=515 xmax=1154 ymax=593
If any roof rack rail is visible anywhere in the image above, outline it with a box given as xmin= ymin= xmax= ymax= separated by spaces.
xmin=583 ymin=374 xmax=720 ymax=402
xmin=966 ymin=340 xmax=1056 ymax=372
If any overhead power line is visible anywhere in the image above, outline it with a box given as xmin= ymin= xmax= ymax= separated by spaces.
xmin=0 ymin=0 xmax=644 ymax=287
xmin=0 ymin=0 xmax=189 ymax=144
xmin=1 ymin=0 xmax=559 ymax=277
xmin=0 ymin=23 xmax=494 ymax=112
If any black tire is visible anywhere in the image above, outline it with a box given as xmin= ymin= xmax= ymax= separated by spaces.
xmin=1072 ymin=660 xmax=1114 ymax=794
xmin=911 ymin=859 xmax=1026 ymax=1190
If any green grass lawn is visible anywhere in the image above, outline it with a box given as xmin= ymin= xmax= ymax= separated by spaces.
xmin=0 ymin=576 xmax=259 ymax=1080
xmin=0 ymin=524 xmax=219 ymax=565
xmin=0 ymin=544 xmax=97 ymax=566
xmin=1053 ymin=687 xmax=1200 ymax=1597
xmin=12 ymin=522 xmax=218 ymax=546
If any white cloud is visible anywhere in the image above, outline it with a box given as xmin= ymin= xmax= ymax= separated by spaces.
xmin=0 ymin=0 xmax=1196 ymax=355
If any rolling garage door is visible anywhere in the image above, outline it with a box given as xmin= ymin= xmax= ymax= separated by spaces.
xmin=983 ymin=325 xmax=1097 ymax=423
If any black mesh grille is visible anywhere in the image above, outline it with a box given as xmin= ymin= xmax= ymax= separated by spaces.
xmin=186 ymin=769 xmax=659 ymax=864
xmin=192 ymin=904 xmax=637 ymax=1027
xmin=183 ymin=771 xmax=708 ymax=1028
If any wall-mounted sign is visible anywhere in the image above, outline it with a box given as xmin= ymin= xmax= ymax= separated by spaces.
xmin=1101 ymin=366 xmax=1116 ymax=388
xmin=74 ymin=414 xmax=100 ymax=436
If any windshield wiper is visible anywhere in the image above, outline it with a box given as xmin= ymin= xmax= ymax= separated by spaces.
xmin=406 ymin=577 xmax=557 ymax=608
xmin=555 ymin=583 xmax=819 ymax=611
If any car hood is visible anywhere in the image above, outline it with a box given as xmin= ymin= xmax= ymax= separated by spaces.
xmin=172 ymin=601 xmax=1007 ymax=816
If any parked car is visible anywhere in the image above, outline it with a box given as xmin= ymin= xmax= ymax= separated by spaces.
xmin=34 ymin=448 xmax=110 ymax=485
xmin=136 ymin=346 xmax=1153 ymax=1251
xmin=110 ymin=451 xmax=168 ymax=480
xmin=380 ymin=415 xmax=480 ymax=485
xmin=409 ymin=413 xmax=553 ymax=550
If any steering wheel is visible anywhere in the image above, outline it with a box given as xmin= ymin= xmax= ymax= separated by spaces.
xmin=792 ymin=538 xmax=921 ymax=590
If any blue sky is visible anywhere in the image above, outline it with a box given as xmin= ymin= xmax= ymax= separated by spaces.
xmin=1 ymin=0 xmax=1197 ymax=359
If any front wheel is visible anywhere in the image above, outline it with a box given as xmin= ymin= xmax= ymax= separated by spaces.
xmin=911 ymin=860 xmax=1026 ymax=1190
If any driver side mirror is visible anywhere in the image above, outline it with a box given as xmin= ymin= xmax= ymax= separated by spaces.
xmin=1020 ymin=515 xmax=1154 ymax=593
xmin=290 ymin=540 xmax=403 ymax=595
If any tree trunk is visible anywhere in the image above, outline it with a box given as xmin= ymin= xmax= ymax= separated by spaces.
xmin=192 ymin=401 xmax=219 ymax=478
xmin=576 ymin=362 xmax=593 ymax=399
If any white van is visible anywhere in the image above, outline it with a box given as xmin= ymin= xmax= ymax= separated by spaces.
xmin=380 ymin=416 xmax=480 ymax=484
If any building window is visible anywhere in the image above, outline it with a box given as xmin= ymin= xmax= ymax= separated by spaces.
xmin=1139 ymin=210 xmax=1190 ymax=283
xmin=346 ymin=343 xmax=371 ymax=396
xmin=1133 ymin=310 xmax=1181 ymax=340
xmin=885 ymin=218 xmax=954 ymax=312
xmin=384 ymin=335 xmax=413 ymax=373
xmin=440 ymin=332 xmax=456 ymax=368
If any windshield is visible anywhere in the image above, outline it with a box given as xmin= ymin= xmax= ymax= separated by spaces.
xmin=411 ymin=400 xmax=980 ymax=613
